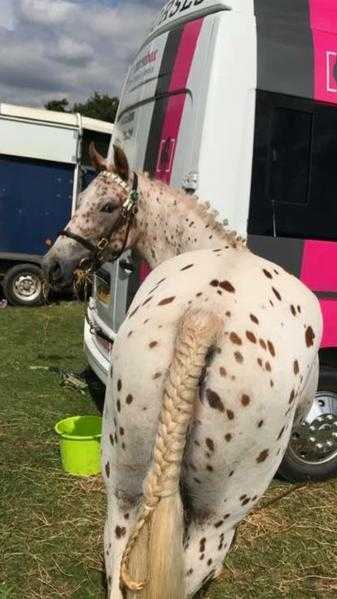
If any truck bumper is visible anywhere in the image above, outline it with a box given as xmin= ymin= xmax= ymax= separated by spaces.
xmin=83 ymin=300 xmax=115 ymax=386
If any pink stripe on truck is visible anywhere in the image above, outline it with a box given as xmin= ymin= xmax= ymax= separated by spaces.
xmin=156 ymin=18 xmax=203 ymax=183
xmin=309 ymin=0 xmax=337 ymax=103
xmin=319 ymin=299 xmax=337 ymax=348
xmin=301 ymin=239 xmax=337 ymax=291
xmin=304 ymin=3 xmax=337 ymax=346
xmin=141 ymin=18 xmax=203 ymax=281
xmin=301 ymin=239 xmax=337 ymax=348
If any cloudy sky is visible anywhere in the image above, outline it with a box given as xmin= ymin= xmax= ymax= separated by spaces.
xmin=0 ymin=0 xmax=164 ymax=107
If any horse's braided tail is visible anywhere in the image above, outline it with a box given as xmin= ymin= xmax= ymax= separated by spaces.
xmin=120 ymin=309 xmax=223 ymax=599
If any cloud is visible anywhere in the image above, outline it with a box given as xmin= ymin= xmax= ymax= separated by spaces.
xmin=48 ymin=37 xmax=94 ymax=67
xmin=0 ymin=0 xmax=15 ymax=29
xmin=18 ymin=0 xmax=76 ymax=25
xmin=0 ymin=0 xmax=163 ymax=107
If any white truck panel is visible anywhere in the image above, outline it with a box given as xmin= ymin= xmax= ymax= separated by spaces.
xmin=0 ymin=118 xmax=78 ymax=164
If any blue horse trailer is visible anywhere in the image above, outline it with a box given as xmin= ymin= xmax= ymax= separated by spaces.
xmin=0 ymin=103 xmax=113 ymax=305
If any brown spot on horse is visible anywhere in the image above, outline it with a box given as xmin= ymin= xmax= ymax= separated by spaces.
xmin=246 ymin=331 xmax=256 ymax=343
xmin=241 ymin=394 xmax=250 ymax=406
xmin=158 ymin=296 xmax=175 ymax=306
xmin=267 ymin=340 xmax=275 ymax=356
xmin=305 ymin=326 xmax=315 ymax=347
xmin=115 ymin=525 xmax=126 ymax=538
xmin=234 ymin=351 xmax=243 ymax=363
xmin=206 ymin=438 xmax=215 ymax=452
xmin=272 ymin=287 xmax=282 ymax=301
xmin=206 ymin=389 xmax=224 ymax=412
xmin=220 ymin=280 xmax=235 ymax=292
xmin=230 ymin=332 xmax=242 ymax=345
xmin=257 ymin=449 xmax=269 ymax=463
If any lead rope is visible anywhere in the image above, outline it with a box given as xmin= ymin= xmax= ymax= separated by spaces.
xmin=72 ymin=263 xmax=113 ymax=345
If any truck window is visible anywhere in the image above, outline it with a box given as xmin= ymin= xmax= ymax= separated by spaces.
xmin=269 ymin=107 xmax=312 ymax=206
xmin=249 ymin=91 xmax=337 ymax=242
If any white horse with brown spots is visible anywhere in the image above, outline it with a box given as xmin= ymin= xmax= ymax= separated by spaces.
xmin=43 ymin=145 xmax=322 ymax=599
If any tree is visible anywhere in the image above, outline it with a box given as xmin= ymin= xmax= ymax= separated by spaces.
xmin=44 ymin=92 xmax=119 ymax=123
xmin=73 ymin=93 xmax=119 ymax=123
xmin=44 ymin=98 xmax=70 ymax=112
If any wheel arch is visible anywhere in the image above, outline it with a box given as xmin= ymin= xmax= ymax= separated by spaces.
xmin=0 ymin=254 xmax=42 ymax=279
xmin=319 ymin=348 xmax=337 ymax=372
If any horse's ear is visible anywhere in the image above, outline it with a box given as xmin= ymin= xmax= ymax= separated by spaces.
xmin=113 ymin=145 xmax=130 ymax=182
xmin=89 ymin=142 xmax=108 ymax=172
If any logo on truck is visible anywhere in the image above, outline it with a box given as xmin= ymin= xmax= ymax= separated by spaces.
xmin=152 ymin=0 xmax=205 ymax=30
xmin=131 ymin=50 xmax=158 ymax=75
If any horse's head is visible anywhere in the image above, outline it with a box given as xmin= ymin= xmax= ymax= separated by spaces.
xmin=42 ymin=144 xmax=138 ymax=289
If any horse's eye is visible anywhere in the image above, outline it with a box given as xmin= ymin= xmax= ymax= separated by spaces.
xmin=101 ymin=202 xmax=116 ymax=214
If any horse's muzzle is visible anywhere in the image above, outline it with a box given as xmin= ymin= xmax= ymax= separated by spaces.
xmin=42 ymin=255 xmax=74 ymax=289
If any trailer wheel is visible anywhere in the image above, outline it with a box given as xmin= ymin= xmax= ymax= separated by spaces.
xmin=2 ymin=264 xmax=44 ymax=306
xmin=278 ymin=366 xmax=337 ymax=482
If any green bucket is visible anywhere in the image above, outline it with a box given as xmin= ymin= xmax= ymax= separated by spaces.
xmin=55 ymin=415 xmax=102 ymax=476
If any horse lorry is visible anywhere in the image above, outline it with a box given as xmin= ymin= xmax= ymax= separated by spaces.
xmin=0 ymin=103 xmax=113 ymax=306
xmin=84 ymin=0 xmax=337 ymax=481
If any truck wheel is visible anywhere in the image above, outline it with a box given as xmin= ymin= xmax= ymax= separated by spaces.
xmin=278 ymin=366 xmax=337 ymax=482
xmin=2 ymin=264 xmax=44 ymax=306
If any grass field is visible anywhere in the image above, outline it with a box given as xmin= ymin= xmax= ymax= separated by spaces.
xmin=1 ymin=303 xmax=337 ymax=598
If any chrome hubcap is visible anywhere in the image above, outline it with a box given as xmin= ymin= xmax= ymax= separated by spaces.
xmin=289 ymin=391 xmax=337 ymax=465
xmin=13 ymin=273 xmax=42 ymax=302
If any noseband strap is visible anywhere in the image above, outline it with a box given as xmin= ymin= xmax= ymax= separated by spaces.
xmin=58 ymin=230 xmax=97 ymax=253
xmin=58 ymin=171 xmax=139 ymax=269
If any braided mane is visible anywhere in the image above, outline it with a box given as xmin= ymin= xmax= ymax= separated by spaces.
xmin=102 ymin=170 xmax=246 ymax=249
xmin=192 ymin=196 xmax=246 ymax=248
xmin=147 ymin=177 xmax=246 ymax=249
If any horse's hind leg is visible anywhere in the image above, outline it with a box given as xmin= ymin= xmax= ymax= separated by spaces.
xmin=104 ymin=490 xmax=142 ymax=599
xmin=102 ymin=367 xmax=159 ymax=599
xmin=102 ymin=377 xmax=148 ymax=599
xmin=181 ymin=452 xmax=237 ymax=596
xmin=183 ymin=511 xmax=236 ymax=597
xmin=104 ymin=497 xmax=135 ymax=598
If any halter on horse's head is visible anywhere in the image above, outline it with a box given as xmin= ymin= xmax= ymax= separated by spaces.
xmin=42 ymin=144 xmax=139 ymax=289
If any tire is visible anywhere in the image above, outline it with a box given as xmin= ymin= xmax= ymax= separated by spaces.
xmin=278 ymin=365 xmax=337 ymax=482
xmin=2 ymin=263 xmax=44 ymax=306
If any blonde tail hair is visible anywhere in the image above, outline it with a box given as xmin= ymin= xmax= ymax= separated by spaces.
xmin=119 ymin=309 xmax=223 ymax=599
